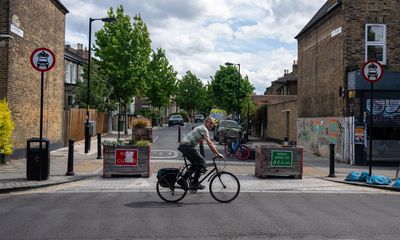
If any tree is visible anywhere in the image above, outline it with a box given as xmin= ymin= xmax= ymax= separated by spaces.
xmin=93 ymin=6 xmax=152 ymax=133
xmin=175 ymin=71 xmax=208 ymax=116
xmin=146 ymin=48 xmax=177 ymax=113
xmin=210 ymin=65 xmax=254 ymax=116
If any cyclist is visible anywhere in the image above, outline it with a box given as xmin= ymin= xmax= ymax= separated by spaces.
xmin=178 ymin=117 xmax=224 ymax=189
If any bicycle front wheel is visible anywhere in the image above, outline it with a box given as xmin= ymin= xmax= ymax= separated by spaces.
xmin=209 ymin=172 xmax=240 ymax=203
xmin=156 ymin=173 xmax=188 ymax=203
xmin=235 ymin=144 xmax=250 ymax=160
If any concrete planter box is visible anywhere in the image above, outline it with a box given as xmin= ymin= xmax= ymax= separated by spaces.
xmin=255 ymin=145 xmax=303 ymax=179
xmin=132 ymin=127 xmax=153 ymax=143
xmin=103 ymin=145 xmax=150 ymax=178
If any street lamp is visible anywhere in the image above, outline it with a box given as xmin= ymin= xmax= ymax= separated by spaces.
xmin=85 ymin=17 xmax=116 ymax=153
xmin=225 ymin=62 xmax=241 ymax=123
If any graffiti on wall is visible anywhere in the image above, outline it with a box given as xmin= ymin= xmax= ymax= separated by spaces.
xmin=297 ymin=117 xmax=344 ymax=160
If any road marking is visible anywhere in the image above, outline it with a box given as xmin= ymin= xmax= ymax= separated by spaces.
xmin=152 ymin=136 xmax=159 ymax=143
xmin=150 ymin=150 xmax=178 ymax=158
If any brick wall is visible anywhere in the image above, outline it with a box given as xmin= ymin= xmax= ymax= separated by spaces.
xmin=6 ymin=0 xmax=67 ymax=155
xmin=264 ymin=99 xmax=298 ymax=144
xmin=0 ymin=0 xmax=10 ymax=99
xmin=297 ymin=6 xmax=345 ymax=118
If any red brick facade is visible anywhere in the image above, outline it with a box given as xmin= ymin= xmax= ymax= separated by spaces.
xmin=0 ymin=0 xmax=68 ymax=157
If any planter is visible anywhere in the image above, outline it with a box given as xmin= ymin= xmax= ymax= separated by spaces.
xmin=132 ymin=127 xmax=153 ymax=143
xmin=255 ymin=145 xmax=303 ymax=179
xmin=103 ymin=145 xmax=150 ymax=178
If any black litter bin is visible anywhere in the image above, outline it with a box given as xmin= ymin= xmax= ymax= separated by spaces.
xmin=27 ymin=138 xmax=50 ymax=181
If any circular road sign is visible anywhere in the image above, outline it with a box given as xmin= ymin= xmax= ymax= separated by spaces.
xmin=30 ymin=48 xmax=56 ymax=72
xmin=361 ymin=60 xmax=383 ymax=83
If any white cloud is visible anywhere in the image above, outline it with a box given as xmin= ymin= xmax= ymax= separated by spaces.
xmin=61 ymin=0 xmax=326 ymax=94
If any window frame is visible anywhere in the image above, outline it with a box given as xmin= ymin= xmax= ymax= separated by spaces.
xmin=365 ymin=24 xmax=387 ymax=65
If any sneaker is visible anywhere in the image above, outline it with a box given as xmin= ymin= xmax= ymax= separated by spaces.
xmin=190 ymin=182 xmax=205 ymax=190
xmin=200 ymin=166 xmax=207 ymax=174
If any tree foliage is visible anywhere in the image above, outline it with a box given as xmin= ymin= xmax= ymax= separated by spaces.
xmin=210 ymin=65 xmax=254 ymax=115
xmin=0 ymin=99 xmax=14 ymax=156
xmin=146 ymin=48 xmax=177 ymax=109
xmin=94 ymin=6 xmax=152 ymax=105
xmin=175 ymin=71 xmax=208 ymax=114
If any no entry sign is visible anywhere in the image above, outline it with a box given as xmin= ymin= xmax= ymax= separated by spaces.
xmin=361 ymin=60 xmax=383 ymax=83
xmin=30 ymin=48 xmax=55 ymax=72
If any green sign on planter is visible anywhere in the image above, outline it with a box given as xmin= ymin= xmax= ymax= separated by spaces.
xmin=271 ymin=150 xmax=293 ymax=167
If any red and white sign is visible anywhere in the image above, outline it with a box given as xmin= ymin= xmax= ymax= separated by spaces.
xmin=30 ymin=48 xmax=56 ymax=72
xmin=362 ymin=60 xmax=383 ymax=83
xmin=115 ymin=149 xmax=138 ymax=166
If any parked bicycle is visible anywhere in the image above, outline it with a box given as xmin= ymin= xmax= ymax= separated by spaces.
xmin=224 ymin=137 xmax=250 ymax=160
xmin=156 ymin=156 xmax=240 ymax=203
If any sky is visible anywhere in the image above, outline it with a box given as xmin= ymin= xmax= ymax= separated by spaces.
xmin=61 ymin=0 xmax=326 ymax=95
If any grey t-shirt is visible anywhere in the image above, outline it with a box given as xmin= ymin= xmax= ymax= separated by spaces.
xmin=181 ymin=124 xmax=209 ymax=146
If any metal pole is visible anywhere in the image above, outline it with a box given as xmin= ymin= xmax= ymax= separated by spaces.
xmin=237 ymin=64 xmax=241 ymax=123
xmin=178 ymin=126 xmax=181 ymax=143
xmin=97 ymin=133 xmax=102 ymax=159
xmin=369 ymin=82 xmax=374 ymax=176
xmin=39 ymin=71 xmax=44 ymax=180
xmin=85 ymin=18 xmax=93 ymax=153
xmin=328 ymin=143 xmax=336 ymax=177
xmin=66 ymin=139 xmax=75 ymax=176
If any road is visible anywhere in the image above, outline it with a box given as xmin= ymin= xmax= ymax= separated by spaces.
xmin=1 ymin=123 xmax=400 ymax=239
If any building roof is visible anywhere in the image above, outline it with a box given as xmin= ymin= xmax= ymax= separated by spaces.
xmin=64 ymin=45 xmax=87 ymax=64
xmin=52 ymin=0 xmax=69 ymax=14
xmin=295 ymin=0 xmax=342 ymax=39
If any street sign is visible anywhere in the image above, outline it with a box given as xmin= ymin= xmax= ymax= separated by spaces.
xmin=361 ymin=60 xmax=383 ymax=83
xmin=115 ymin=149 xmax=138 ymax=166
xmin=30 ymin=48 xmax=55 ymax=72
xmin=271 ymin=150 xmax=293 ymax=167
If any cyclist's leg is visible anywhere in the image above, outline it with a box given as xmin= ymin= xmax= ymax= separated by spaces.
xmin=178 ymin=144 xmax=206 ymax=181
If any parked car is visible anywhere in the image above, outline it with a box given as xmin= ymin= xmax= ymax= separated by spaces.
xmin=214 ymin=119 xmax=243 ymax=144
xmin=194 ymin=114 xmax=204 ymax=123
xmin=168 ymin=115 xmax=184 ymax=127
xmin=209 ymin=109 xmax=227 ymax=126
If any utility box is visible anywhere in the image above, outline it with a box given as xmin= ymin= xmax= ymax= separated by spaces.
xmin=255 ymin=145 xmax=303 ymax=179
xmin=27 ymin=138 xmax=50 ymax=181
xmin=103 ymin=145 xmax=150 ymax=178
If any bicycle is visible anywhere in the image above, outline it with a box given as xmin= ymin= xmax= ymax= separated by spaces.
xmin=224 ymin=137 xmax=250 ymax=160
xmin=156 ymin=156 xmax=240 ymax=203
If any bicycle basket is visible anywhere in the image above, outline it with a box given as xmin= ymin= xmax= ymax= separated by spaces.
xmin=157 ymin=168 xmax=180 ymax=187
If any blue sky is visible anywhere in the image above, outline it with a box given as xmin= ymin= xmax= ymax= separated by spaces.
xmin=61 ymin=0 xmax=326 ymax=94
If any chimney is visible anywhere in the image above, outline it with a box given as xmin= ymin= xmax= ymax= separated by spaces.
xmin=77 ymin=43 xmax=83 ymax=50
xmin=292 ymin=60 xmax=298 ymax=73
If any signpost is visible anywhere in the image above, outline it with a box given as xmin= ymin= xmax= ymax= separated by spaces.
xmin=361 ymin=60 xmax=383 ymax=176
xmin=30 ymin=48 xmax=55 ymax=179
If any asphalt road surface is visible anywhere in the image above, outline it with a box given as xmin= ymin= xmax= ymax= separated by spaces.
xmin=1 ymin=191 xmax=399 ymax=240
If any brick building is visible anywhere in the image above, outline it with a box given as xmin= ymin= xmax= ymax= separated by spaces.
xmin=295 ymin=0 xmax=400 ymax=164
xmin=0 ymin=0 xmax=68 ymax=158
xmin=64 ymin=43 xmax=87 ymax=108
xmin=264 ymin=61 xmax=298 ymax=96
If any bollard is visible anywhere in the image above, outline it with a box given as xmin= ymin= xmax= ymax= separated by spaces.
xmin=199 ymin=141 xmax=205 ymax=157
xmin=66 ymin=139 xmax=75 ymax=176
xmin=328 ymin=143 xmax=336 ymax=177
xmin=97 ymin=133 xmax=102 ymax=159
xmin=178 ymin=126 xmax=181 ymax=143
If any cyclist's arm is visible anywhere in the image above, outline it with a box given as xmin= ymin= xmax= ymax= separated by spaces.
xmin=204 ymin=134 xmax=223 ymax=158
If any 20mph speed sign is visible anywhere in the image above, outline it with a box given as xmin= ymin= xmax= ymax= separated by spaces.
xmin=361 ymin=60 xmax=383 ymax=83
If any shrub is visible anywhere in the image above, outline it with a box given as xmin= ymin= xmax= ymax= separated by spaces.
xmin=0 ymin=99 xmax=15 ymax=157
xmin=132 ymin=117 xmax=151 ymax=128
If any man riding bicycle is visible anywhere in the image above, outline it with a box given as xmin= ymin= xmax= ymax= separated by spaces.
xmin=178 ymin=117 xmax=224 ymax=190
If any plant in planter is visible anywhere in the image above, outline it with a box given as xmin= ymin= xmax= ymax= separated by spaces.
xmin=131 ymin=117 xmax=153 ymax=143
xmin=102 ymin=139 xmax=150 ymax=178
xmin=0 ymin=99 xmax=15 ymax=164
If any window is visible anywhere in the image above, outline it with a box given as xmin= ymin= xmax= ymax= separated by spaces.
xmin=78 ymin=66 xmax=83 ymax=83
xmin=67 ymin=94 xmax=75 ymax=106
xmin=65 ymin=61 xmax=71 ymax=83
xmin=71 ymin=64 xmax=77 ymax=84
xmin=365 ymin=24 xmax=386 ymax=64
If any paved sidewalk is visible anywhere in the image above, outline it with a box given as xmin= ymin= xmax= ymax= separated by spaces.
xmin=1 ymin=133 xmax=399 ymax=193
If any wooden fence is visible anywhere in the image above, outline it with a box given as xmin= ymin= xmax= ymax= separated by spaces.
xmin=63 ymin=108 xmax=108 ymax=145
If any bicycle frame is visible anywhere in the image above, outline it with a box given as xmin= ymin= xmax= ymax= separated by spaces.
xmin=182 ymin=156 xmax=221 ymax=185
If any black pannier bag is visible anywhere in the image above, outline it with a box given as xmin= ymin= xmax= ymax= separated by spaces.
xmin=157 ymin=168 xmax=180 ymax=187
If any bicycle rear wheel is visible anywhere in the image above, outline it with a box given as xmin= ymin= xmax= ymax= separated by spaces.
xmin=224 ymin=143 xmax=233 ymax=157
xmin=235 ymin=144 xmax=250 ymax=160
xmin=156 ymin=172 xmax=188 ymax=203
xmin=209 ymin=171 xmax=240 ymax=203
